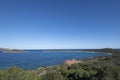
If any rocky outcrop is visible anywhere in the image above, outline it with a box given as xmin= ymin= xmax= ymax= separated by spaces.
xmin=63 ymin=59 xmax=82 ymax=65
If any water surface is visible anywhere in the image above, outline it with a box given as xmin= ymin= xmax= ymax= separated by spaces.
xmin=0 ymin=50 xmax=108 ymax=69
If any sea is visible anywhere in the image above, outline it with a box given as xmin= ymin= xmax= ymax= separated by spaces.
xmin=0 ymin=50 xmax=108 ymax=70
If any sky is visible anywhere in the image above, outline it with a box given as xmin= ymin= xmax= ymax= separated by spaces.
xmin=0 ymin=0 xmax=120 ymax=49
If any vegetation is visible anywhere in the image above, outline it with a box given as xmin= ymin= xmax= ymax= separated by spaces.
xmin=80 ymin=48 xmax=119 ymax=54
xmin=0 ymin=66 xmax=41 ymax=80
xmin=7 ymin=49 xmax=23 ymax=53
xmin=0 ymin=49 xmax=120 ymax=80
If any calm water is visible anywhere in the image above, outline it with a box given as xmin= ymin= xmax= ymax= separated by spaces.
xmin=0 ymin=50 xmax=108 ymax=69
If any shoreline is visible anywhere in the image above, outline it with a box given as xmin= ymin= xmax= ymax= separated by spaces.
xmin=35 ymin=50 xmax=113 ymax=55
xmin=0 ymin=52 xmax=111 ymax=70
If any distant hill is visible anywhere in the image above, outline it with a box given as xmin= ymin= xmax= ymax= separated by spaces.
xmin=80 ymin=48 xmax=120 ymax=54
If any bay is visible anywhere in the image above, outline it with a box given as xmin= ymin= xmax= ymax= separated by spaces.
xmin=0 ymin=50 xmax=108 ymax=69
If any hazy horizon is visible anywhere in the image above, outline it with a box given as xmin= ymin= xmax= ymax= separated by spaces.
xmin=0 ymin=47 xmax=119 ymax=50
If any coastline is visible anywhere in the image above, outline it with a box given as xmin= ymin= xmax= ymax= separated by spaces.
xmin=0 ymin=48 xmax=117 ymax=70
xmin=79 ymin=51 xmax=112 ymax=55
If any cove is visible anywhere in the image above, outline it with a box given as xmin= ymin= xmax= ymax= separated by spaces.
xmin=0 ymin=50 xmax=108 ymax=69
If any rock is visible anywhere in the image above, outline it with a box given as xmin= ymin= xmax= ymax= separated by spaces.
xmin=63 ymin=59 xmax=82 ymax=65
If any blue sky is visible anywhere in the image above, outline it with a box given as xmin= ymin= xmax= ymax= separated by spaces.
xmin=0 ymin=0 xmax=120 ymax=49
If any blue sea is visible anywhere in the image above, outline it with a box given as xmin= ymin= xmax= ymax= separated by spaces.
xmin=0 ymin=50 xmax=108 ymax=69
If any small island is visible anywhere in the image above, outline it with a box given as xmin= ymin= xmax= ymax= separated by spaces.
xmin=0 ymin=48 xmax=23 ymax=53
